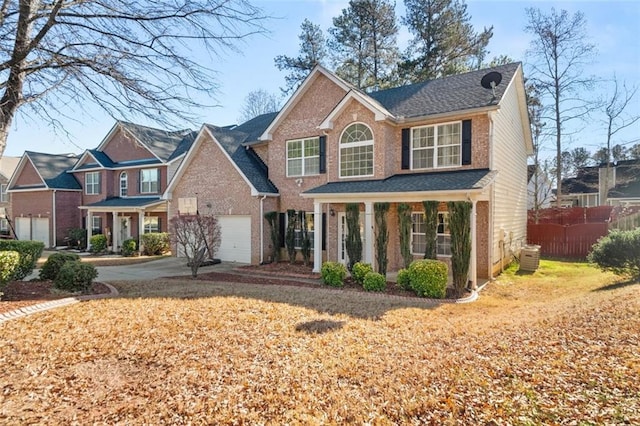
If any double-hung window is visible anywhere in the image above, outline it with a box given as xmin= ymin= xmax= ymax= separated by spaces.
xmin=92 ymin=216 xmax=102 ymax=234
xmin=85 ymin=172 xmax=101 ymax=195
xmin=411 ymin=122 xmax=461 ymax=169
xmin=287 ymin=137 xmax=320 ymax=177
xmin=144 ymin=216 xmax=159 ymax=233
xmin=140 ymin=168 xmax=159 ymax=194
xmin=120 ymin=172 xmax=128 ymax=197
xmin=411 ymin=212 xmax=451 ymax=256
xmin=292 ymin=212 xmax=314 ymax=250
xmin=340 ymin=123 xmax=374 ymax=178
xmin=0 ymin=184 xmax=7 ymax=202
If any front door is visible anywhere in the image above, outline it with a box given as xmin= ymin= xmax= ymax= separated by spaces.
xmin=337 ymin=212 xmax=364 ymax=267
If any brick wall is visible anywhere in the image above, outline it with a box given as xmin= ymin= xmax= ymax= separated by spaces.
xmin=102 ymin=128 xmax=157 ymax=163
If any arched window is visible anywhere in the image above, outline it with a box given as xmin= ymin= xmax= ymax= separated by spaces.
xmin=339 ymin=123 xmax=374 ymax=178
xmin=120 ymin=172 xmax=128 ymax=197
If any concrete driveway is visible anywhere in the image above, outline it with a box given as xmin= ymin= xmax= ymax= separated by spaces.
xmin=94 ymin=257 xmax=240 ymax=281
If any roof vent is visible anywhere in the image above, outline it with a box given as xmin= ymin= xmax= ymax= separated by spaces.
xmin=480 ymin=71 xmax=502 ymax=100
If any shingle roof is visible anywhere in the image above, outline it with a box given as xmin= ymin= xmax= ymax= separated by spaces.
xmin=234 ymin=112 xmax=278 ymax=144
xmin=562 ymin=167 xmax=600 ymax=194
xmin=368 ymin=62 xmax=521 ymax=119
xmin=304 ymin=169 xmax=497 ymax=195
xmin=24 ymin=151 xmax=81 ymax=190
xmin=205 ymin=120 xmax=279 ymax=195
xmin=608 ymin=161 xmax=640 ymax=199
xmin=119 ymin=122 xmax=195 ymax=162
xmin=84 ymin=197 xmax=164 ymax=208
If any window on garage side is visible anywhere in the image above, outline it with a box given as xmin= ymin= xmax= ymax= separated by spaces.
xmin=287 ymin=137 xmax=320 ymax=177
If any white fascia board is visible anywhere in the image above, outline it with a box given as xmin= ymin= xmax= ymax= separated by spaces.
xmin=300 ymin=187 xmax=490 ymax=203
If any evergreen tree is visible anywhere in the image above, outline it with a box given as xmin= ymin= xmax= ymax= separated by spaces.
xmin=274 ymin=19 xmax=327 ymax=95
xmin=329 ymin=0 xmax=399 ymax=90
xmin=401 ymin=0 xmax=493 ymax=82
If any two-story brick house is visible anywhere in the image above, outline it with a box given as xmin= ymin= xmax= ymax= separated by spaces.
xmin=166 ymin=62 xmax=533 ymax=286
xmin=8 ymin=122 xmax=195 ymax=249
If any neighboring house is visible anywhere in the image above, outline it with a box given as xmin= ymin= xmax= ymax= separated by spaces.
xmin=560 ymin=160 xmax=640 ymax=207
xmin=68 ymin=122 xmax=196 ymax=251
xmin=167 ymin=62 xmax=533 ymax=286
xmin=7 ymin=152 xmax=81 ymax=246
xmin=0 ymin=156 xmax=20 ymax=237
xmin=8 ymin=122 xmax=196 ymax=249
xmin=527 ymin=164 xmax=553 ymax=210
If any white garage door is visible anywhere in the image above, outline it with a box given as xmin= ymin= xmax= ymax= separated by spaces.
xmin=33 ymin=218 xmax=50 ymax=247
xmin=217 ymin=216 xmax=251 ymax=263
xmin=14 ymin=217 xmax=30 ymax=241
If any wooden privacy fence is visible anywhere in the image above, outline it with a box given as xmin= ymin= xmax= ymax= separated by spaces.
xmin=527 ymin=223 xmax=609 ymax=258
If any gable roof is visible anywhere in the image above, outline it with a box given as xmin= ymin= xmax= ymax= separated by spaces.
xmin=118 ymin=122 xmax=195 ymax=162
xmin=0 ymin=156 xmax=20 ymax=181
xmin=10 ymin=151 xmax=81 ymax=191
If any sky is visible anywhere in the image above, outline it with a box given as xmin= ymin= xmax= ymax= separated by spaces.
xmin=4 ymin=0 xmax=640 ymax=161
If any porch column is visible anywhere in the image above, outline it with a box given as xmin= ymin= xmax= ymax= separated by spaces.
xmin=313 ymin=201 xmax=323 ymax=273
xmin=112 ymin=211 xmax=119 ymax=252
xmin=470 ymin=199 xmax=478 ymax=290
xmin=138 ymin=211 xmax=145 ymax=253
xmin=86 ymin=211 xmax=93 ymax=251
xmin=364 ymin=201 xmax=373 ymax=265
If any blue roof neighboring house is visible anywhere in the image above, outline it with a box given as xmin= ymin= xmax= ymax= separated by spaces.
xmin=10 ymin=151 xmax=81 ymax=190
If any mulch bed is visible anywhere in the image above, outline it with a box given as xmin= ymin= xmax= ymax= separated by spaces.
xmin=0 ymin=281 xmax=111 ymax=315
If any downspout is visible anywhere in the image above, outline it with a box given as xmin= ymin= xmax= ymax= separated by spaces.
xmin=259 ymin=195 xmax=267 ymax=264
xmin=52 ymin=190 xmax=56 ymax=248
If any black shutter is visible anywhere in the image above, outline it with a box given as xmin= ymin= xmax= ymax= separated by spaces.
xmin=401 ymin=128 xmax=410 ymax=169
xmin=322 ymin=213 xmax=327 ymax=251
xmin=319 ymin=136 xmax=326 ymax=174
xmin=138 ymin=170 xmax=142 ymax=193
xmin=278 ymin=212 xmax=285 ymax=248
xmin=97 ymin=172 xmax=102 ymax=194
xmin=462 ymin=119 xmax=472 ymax=165
xmin=157 ymin=217 xmax=162 ymax=233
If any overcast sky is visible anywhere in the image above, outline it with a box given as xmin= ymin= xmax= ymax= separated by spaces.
xmin=4 ymin=0 xmax=639 ymax=160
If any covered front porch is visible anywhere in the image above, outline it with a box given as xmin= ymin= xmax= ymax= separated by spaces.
xmin=302 ymin=170 xmax=497 ymax=290
xmin=80 ymin=197 xmax=167 ymax=252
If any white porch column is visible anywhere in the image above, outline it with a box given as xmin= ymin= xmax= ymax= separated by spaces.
xmin=470 ymin=199 xmax=478 ymax=290
xmin=112 ymin=211 xmax=119 ymax=252
xmin=138 ymin=211 xmax=145 ymax=253
xmin=313 ymin=201 xmax=323 ymax=273
xmin=364 ymin=201 xmax=373 ymax=265
xmin=86 ymin=211 xmax=93 ymax=251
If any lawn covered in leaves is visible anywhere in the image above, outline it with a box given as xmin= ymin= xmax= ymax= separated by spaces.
xmin=1 ymin=260 xmax=638 ymax=424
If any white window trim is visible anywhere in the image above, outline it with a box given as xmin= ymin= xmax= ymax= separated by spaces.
xmin=85 ymin=171 xmax=100 ymax=195
xmin=143 ymin=216 xmax=160 ymax=233
xmin=0 ymin=184 xmax=7 ymax=203
xmin=410 ymin=120 xmax=462 ymax=171
xmin=0 ymin=218 xmax=8 ymax=232
xmin=286 ymin=137 xmax=320 ymax=177
xmin=339 ymin=122 xmax=375 ymax=179
xmin=410 ymin=211 xmax=451 ymax=257
xmin=291 ymin=212 xmax=315 ymax=250
xmin=92 ymin=216 xmax=102 ymax=232
xmin=140 ymin=168 xmax=159 ymax=194
xmin=120 ymin=172 xmax=128 ymax=197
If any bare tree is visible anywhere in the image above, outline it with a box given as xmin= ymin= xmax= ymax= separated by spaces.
xmin=525 ymin=8 xmax=597 ymax=207
xmin=237 ymin=89 xmax=279 ymax=123
xmin=0 ymin=0 xmax=268 ymax=158
xmin=170 ymin=213 xmax=221 ymax=277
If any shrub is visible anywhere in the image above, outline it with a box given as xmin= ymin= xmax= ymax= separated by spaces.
xmin=90 ymin=234 xmax=108 ymax=254
xmin=121 ymin=239 xmax=137 ymax=257
xmin=54 ymin=261 xmax=98 ymax=293
xmin=39 ymin=252 xmax=80 ymax=280
xmin=408 ymin=259 xmax=448 ymax=298
xmin=321 ymin=261 xmax=347 ymax=287
xmin=0 ymin=251 xmax=20 ymax=287
xmin=351 ymin=261 xmax=373 ymax=285
xmin=67 ymin=227 xmax=87 ymax=250
xmin=0 ymin=240 xmax=44 ymax=280
xmin=588 ymin=229 xmax=640 ymax=278
xmin=141 ymin=232 xmax=170 ymax=255
xmin=363 ymin=271 xmax=386 ymax=292
xmin=397 ymin=268 xmax=411 ymax=290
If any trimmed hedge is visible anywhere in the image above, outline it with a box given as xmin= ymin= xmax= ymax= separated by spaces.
xmin=363 ymin=271 xmax=386 ymax=292
xmin=121 ymin=239 xmax=137 ymax=257
xmin=54 ymin=261 xmax=98 ymax=293
xmin=408 ymin=259 xmax=448 ymax=298
xmin=0 ymin=251 xmax=20 ymax=286
xmin=351 ymin=261 xmax=373 ymax=285
xmin=588 ymin=229 xmax=640 ymax=278
xmin=141 ymin=232 xmax=170 ymax=255
xmin=321 ymin=261 xmax=347 ymax=287
xmin=39 ymin=252 xmax=81 ymax=280
xmin=0 ymin=240 xmax=44 ymax=280
xmin=397 ymin=268 xmax=411 ymax=290
xmin=90 ymin=234 xmax=108 ymax=254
